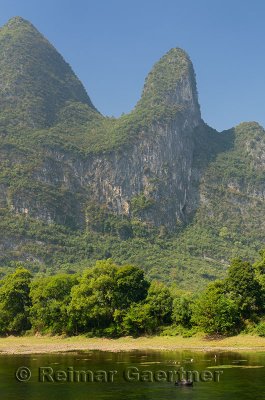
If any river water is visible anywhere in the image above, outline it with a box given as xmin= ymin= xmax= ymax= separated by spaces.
xmin=2 ymin=350 xmax=265 ymax=399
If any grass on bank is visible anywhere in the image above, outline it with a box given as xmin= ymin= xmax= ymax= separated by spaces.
xmin=1 ymin=334 xmax=265 ymax=354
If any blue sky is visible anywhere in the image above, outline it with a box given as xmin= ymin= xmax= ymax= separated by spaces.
xmin=1 ymin=0 xmax=264 ymax=131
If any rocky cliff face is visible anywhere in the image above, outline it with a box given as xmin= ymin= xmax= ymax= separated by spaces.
xmin=32 ymin=49 xmax=202 ymax=230
xmin=38 ymin=112 xmax=198 ymax=230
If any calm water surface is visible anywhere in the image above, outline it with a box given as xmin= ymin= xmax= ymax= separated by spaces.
xmin=2 ymin=350 xmax=265 ymax=399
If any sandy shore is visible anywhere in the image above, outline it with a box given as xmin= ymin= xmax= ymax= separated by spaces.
xmin=0 ymin=335 xmax=265 ymax=354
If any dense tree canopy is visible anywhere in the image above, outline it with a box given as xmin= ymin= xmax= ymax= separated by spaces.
xmin=191 ymin=281 xmax=240 ymax=335
xmin=226 ymin=258 xmax=263 ymax=318
xmin=0 ymin=267 xmax=32 ymax=335
xmin=0 ymin=254 xmax=264 ymax=337
xmin=30 ymin=274 xmax=77 ymax=334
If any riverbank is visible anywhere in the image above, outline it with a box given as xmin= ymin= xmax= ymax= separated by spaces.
xmin=1 ymin=334 xmax=265 ymax=354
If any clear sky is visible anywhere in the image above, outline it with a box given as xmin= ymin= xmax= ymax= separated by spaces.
xmin=0 ymin=0 xmax=264 ymax=131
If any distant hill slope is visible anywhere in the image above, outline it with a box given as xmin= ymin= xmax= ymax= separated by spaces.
xmin=0 ymin=17 xmax=264 ymax=290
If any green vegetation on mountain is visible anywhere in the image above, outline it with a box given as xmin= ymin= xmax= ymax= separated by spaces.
xmin=0 ymin=16 xmax=264 ymax=295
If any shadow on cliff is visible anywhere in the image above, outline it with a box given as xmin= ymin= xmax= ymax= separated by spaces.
xmin=176 ymin=122 xmax=236 ymax=233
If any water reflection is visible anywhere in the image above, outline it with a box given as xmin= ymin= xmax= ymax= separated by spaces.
xmin=1 ymin=350 xmax=265 ymax=399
